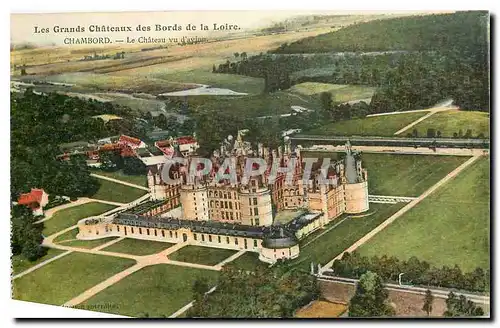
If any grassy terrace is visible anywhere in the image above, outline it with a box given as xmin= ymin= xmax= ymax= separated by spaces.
xmin=169 ymin=245 xmax=236 ymax=266
xmin=42 ymin=202 xmax=116 ymax=236
xmin=53 ymin=228 xmax=117 ymax=249
xmin=12 ymin=253 xmax=136 ymax=305
xmin=300 ymin=152 xmax=468 ymax=197
xmin=412 ymin=110 xmax=489 ymax=138
xmin=289 ymin=203 xmax=405 ymax=271
xmin=306 ymin=112 xmax=427 ymax=136
xmin=91 ymin=179 xmax=147 ymax=204
xmin=81 ymin=264 xmax=219 ymax=317
xmin=91 ymin=169 xmax=147 ymax=187
xmin=358 ymin=156 xmax=490 ymax=272
xmin=362 ymin=153 xmax=469 ymax=197
xmin=226 ymin=252 xmax=268 ymax=272
xmin=103 ymin=238 xmax=174 ymax=256
xmin=11 ymin=248 xmax=66 ymax=276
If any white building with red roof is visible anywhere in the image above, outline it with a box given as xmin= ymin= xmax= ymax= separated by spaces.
xmin=175 ymin=136 xmax=199 ymax=156
xmin=118 ymin=135 xmax=147 ymax=150
xmin=17 ymin=188 xmax=49 ymax=216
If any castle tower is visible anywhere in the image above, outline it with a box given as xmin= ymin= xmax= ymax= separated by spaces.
xmin=343 ymin=141 xmax=369 ymax=214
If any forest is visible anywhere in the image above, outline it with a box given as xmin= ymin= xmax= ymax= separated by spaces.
xmin=212 ymin=11 xmax=489 ymax=112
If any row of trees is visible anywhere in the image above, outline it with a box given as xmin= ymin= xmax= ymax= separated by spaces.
xmin=348 ymin=271 xmax=484 ymax=317
xmin=11 ymin=206 xmax=47 ymax=261
xmin=332 ymin=252 xmax=490 ymax=293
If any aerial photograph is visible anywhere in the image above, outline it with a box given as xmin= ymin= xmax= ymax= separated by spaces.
xmin=10 ymin=10 xmax=490 ymax=318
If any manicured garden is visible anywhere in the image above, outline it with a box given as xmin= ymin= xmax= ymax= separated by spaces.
xmin=103 ymin=238 xmax=174 ymax=256
xmin=168 ymin=245 xmax=236 ymax=266
xmin=42 ymin=202 xmax=117 ymax=236
xmin=91 ymin=179 xmax=147 ymax=204
xmin=12 ymin=252 xmax=136 ymax=305
xmin=81 ymin=264 xmax=219 ymax=317
xmin=358 ymin=156 xmax=490 ymax=272
xmin=306 ymin=112 xmax=427 ymax=136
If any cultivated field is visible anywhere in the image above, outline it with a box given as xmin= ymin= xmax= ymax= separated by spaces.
xmin=80 ymin=264 xmax=219 ymax=317
xmin=358 ymin=156 xmax=490 ymax=272
xmin=12 ymin=252 xmax=136 ymax=305
xmin=289 ymin=83 xmax=375 ymax=103
xmin=306 ymin=112 xmax=427 ymax=136
xmin=412 ymin=110 xmax=489 ymax=138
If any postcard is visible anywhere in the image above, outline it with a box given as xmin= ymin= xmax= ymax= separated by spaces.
xmin=10 ymin=10 xmax=490 ymax=318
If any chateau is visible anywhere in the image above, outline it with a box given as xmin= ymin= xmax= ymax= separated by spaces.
xmin=77 ymin=133 xmax=369 ymax=264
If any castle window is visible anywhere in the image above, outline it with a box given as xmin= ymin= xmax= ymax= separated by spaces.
xmin=235 ymin=238 xmax=238 ymax=245
xmin=131 ymin=228 xmax=134 ymax=234
xmin=202 ymin=234 xmax=205 ymax=242
xmin=254 ymin=240 xmax=257 ymax=248
xmin=228 ymin=193 xmax=231 ymax=199
xmin=248 ymin=199 xmax=252 ymax=206
xmin=169 ymin=231 xmax=173 ymax=238
xmin=255 ymin=219 xmax=260 ymax=226
xmin=194 ymin=233 xmax=198 ymax=241
xmin=175 ymin=232 xmax=178 ymax=238
xmin=226 ymin=237 xmax=230 ymax=244
xmin=117 ymin=226 xmax=120 ymax=232
xmin=253 ymin=198 xmax=257 ymax=205
xmin=254 ymin=207 xmax=259 ymax=215
xmin=162 ymin=230 xmax=165 ymax=238
xmin=229 ymin=202 xmax=232 ymax=210
xmin=139 ymin=228 xmax=142 ymax=234
xmin=147 ymin=229 xmax=150 ymax=236
xmin=209 ymin=235 xmax=213 ymax=242
xmin=218 ymin=236 xmax=221 ymax=243
xmin=154 ymin=229 xmax=157 ymax=236
xmin=244 ymin=239 xmax=248 ymax=249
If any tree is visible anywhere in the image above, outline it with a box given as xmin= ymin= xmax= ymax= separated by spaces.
xmin=234 ymin=52 xmax=240 ymax=59
xmin=11 ymin=205 xmax=47 ymax=261
xmin=123 ymin=157 xmax=147 ymax=175
xmin=426 ymin=128 xmax=436 ymax=138
xmin=422 ymin=289 xmax=434 ymax=316
xmin=319 ymin=92 xmax=333 ymax=112
xmin=348 ymin=271 xmax=395 ymax=317
xmin=444 ymin=292 xmax=484 ymax=317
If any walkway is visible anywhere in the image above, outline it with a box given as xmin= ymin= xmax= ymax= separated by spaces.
xmin=214 ymin=250 xmax=247 ymax=269
xmin=90 ymin=173 xmax=149 ymax=191
xmin=321 ymin=154 xmax=481 ymax=272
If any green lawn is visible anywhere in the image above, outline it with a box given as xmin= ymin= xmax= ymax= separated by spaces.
xmin=42 ymin=202 xmax=117 ymax=236
xmin=169 ymin=245 xmax=236 ymax=266
xmin=91 ymin=169 xmax=147 ymax=187
xmin=362 ymin=153 xmax=468 ymax=196
xmin=91 ymin=179 xmax=147 ymax=204
xmin=11 ymin=248 xmax=66 ymax=275
xmin=227 ymin=252 xmax=268 ymax=272
xmin=81 ymin=264 xmax=219 ymax=317
xmin=12 ymin=252 xmax=136 ymax=305
xmin=289 ymin=203 xmax=405 ymax=271
xmin=358 ymin=156 xmax=490 ymax=272
xmin=295 ymin=152 xmax=467 ymax=197
xmin=307 ymin=112 xmax=427 ymax=136
xmin=103 ymin=238 xmax=174 ymax=256
xmin=412 ymin=110 xmax=489 ymax=138
xmin=54 ymin=228 xmax=117 ymax=249
xmin=154 ymin=69 xmax=265 ymax=94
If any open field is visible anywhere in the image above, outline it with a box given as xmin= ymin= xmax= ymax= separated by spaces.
xmin=103 ymin=238 xmax=174 ymax=256
xmin=362 ymin=153 xmax=469 ymax=197
xmin=53 ymin=228 xmax=117 ymax=249
xmin=12 ymin=252 xmax=136 ymax=305
xmin=358 ymin=156 xmax=490 ymax=272
xmin=42 ymin=202 xmax=117 ymax=236
xmin=150 ymin=69 xmax=265 ymax=94
xmin=412 ymin=110 xmax=489 ymax=138
xmin=289 ymin=203 xmax=405 ymax=271
xmin=306 ymin=112 xmax=427 ymax=136
xmin=91 ymin=169 xmax=147 ymax=187
xmin=91 ymin=180 xmax=147 ymax=204
xmin=289 ymin=83 xmax=375 ymax=104
xmin=168 ymin=245 xmax=236 ymax=266
xmin=295 ymin=300 xmax=347 ymax=318
xmin=81 ymin=264 xmax=219 ymax=317
xmin=11 ymin=248 xmax=66 ymax=275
